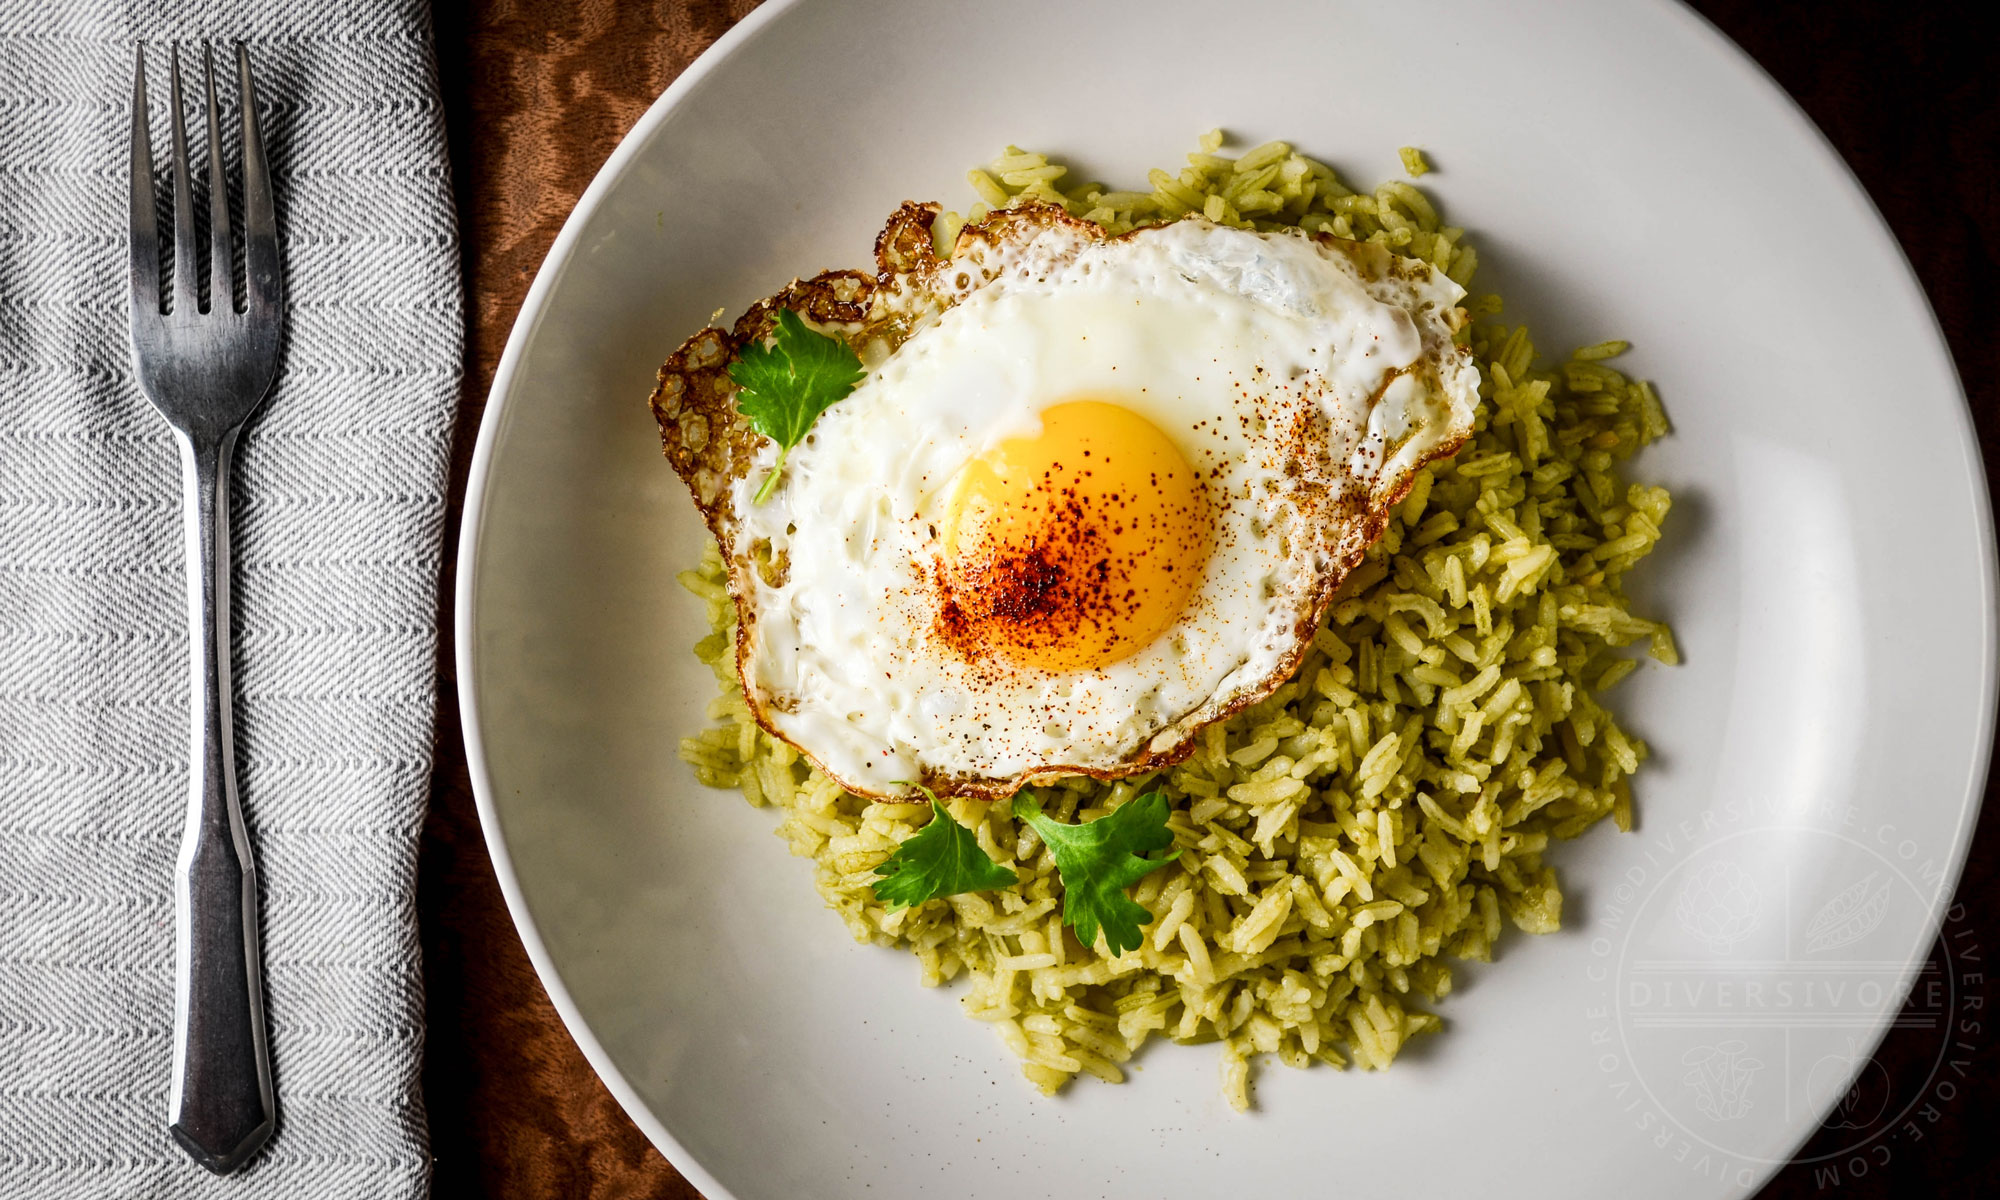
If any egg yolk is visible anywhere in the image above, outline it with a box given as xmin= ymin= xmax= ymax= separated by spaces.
xmin=935 ymin=398 xmax=1212 ymax=673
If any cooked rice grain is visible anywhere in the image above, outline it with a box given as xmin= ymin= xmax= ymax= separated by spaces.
xmin=678 ymin=135 xmax=1675 ymax=1110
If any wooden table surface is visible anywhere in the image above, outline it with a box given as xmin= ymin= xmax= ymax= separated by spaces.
xmin=417 ymin=2 xmax=2000 ymax=1196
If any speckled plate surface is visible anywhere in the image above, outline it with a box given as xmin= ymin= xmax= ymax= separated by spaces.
xmin=457 ymin=2 xmax=1996 ymax=1197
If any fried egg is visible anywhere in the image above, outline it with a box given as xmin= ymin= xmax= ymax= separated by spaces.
xmin=650 ymin=203 xmax=1478 ymax=799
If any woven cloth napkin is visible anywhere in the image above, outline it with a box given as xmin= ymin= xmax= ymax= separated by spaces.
xmin=0 ymin=2 xmax=458 ymax=1195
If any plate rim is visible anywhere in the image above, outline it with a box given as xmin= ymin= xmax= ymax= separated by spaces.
xmin=452 ymin=1 xmax=1999 ymax=1195
xmin=1652 ymin=0 xmax=1999 ymax=1176
xmin=454 ymin=2 xmax=802 ymax=1196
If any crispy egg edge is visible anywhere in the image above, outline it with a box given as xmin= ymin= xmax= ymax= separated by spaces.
xmin=647 ymin=201 xmax=1475 ymax=802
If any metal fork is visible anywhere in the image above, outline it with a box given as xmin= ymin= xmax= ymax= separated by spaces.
xmin=128 ymin=43 xmax=282 ymax=1175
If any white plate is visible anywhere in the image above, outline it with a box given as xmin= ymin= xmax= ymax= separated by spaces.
xmin=456 ymin=1 xmax=1997 ymax=1196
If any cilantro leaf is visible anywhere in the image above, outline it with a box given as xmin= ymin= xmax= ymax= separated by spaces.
xmin=1012 ymin=791 xmax=1182 ymax=956
xmin=728 ymin=307 xmax=866 ymax=503
xmin=870 ymin=790 xmax=1019 ymax=910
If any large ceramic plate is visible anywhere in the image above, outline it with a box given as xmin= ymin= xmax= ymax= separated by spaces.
xmin=457 ymin=2 xmax=1996 ymax=1196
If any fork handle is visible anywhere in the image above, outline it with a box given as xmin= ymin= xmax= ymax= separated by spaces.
xmin=167 ymin=429 xmax=276 ymax=1174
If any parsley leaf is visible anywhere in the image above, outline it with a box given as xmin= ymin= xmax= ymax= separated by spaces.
xmin=870 ymin=789 xmax=1019 ymax=910
xmin=728 ymin=307 xmax=866 ymax=503
xmin=1012 ymin=791 xmax=1182 ymax=956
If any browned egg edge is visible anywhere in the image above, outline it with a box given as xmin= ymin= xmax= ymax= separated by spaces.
xmin=646 ymin=200 xmax=1472 ymax=802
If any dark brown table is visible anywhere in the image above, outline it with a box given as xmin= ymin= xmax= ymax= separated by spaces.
xmin=418 ymin=2 xmax=2000 ymax=1195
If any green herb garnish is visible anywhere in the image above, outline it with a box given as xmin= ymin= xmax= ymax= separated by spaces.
xmin=1012 ymin=791 xmax=1182 ymax=956
xmin=728 ymin=307 xmax=866 ymax=503
xmin=870 ymin=786 xmax=1019 ymax=910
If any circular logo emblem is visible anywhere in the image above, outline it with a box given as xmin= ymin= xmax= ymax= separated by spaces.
xmin=1584 ymin=810 xmax=1978 ymax=1188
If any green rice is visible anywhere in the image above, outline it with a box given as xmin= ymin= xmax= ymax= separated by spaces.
xmin=678 ymin=134 xmax=1676 ymax=1109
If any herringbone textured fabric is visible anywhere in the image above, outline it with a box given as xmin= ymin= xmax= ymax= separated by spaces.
xmin=0 ymin=2 xmax=458 ymax=1196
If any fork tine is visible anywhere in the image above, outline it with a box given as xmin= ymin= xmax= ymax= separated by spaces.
xmin=203 ymin=44 xmax=234 ymax=315
xmin=130 ymin=47 xmax=160 ymax=321
xmin=167 ymin=46 xmax=200 ymax=316
xmin=237 ymin=44 xmax=280 ymax=315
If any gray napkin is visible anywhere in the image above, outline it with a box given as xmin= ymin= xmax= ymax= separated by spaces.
xmin=0 ymin=2 xmax=458 ymax=1196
